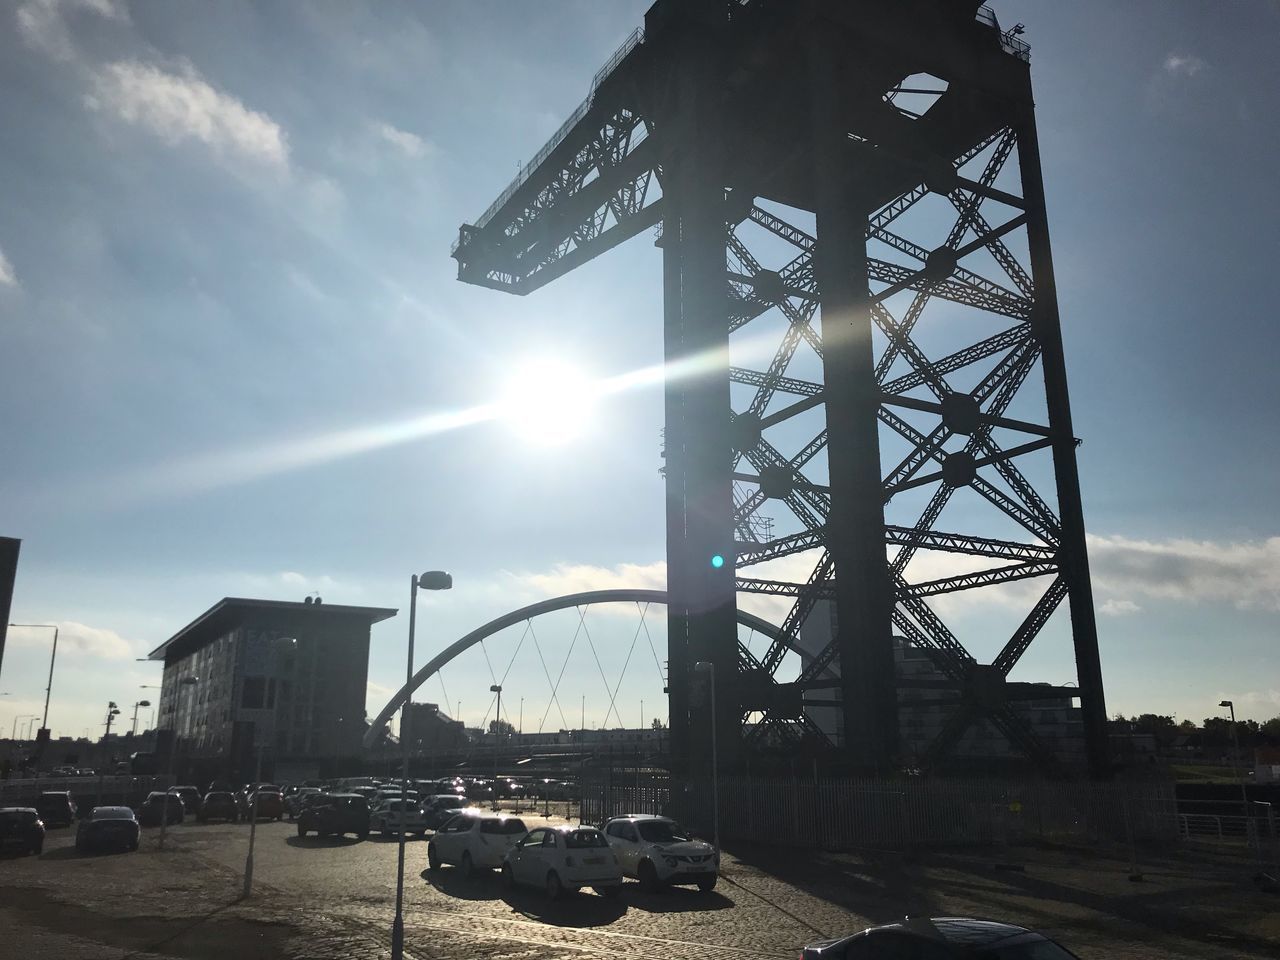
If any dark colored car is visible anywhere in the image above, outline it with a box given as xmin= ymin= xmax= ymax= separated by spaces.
xmin=198 ymin=791 xmax=240 ymax=823
xmin=297 ymin=794 xmax=369 ymax=839
xmin=247 ymin=789 xmax=285 ymax=821
xmin=35 ymin=791 xmax=77 ymax=828
xmin=0 ymin=807 xmax=45 ymax=856
xmin=138 ymin=791 xmax=185 ymax=826
xmin=423 ymin=795 xmax=469 ymax=829
xmin=285 ymin=787 xmax=322 ymax=819
xmin=173 ymin=786 xmax=202 ymax=813
xmin=76 ymin=806 xmax=141 ymax=853
xmin=802 ymin=918 xmax=1079 ymax=959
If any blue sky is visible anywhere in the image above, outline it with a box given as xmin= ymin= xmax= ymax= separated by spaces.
xmin=1 ymin=1 xmax=1277 ymax=743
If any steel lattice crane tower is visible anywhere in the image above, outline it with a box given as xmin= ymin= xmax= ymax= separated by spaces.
xmin=453 ymin=0 xmax=1109 ymax=778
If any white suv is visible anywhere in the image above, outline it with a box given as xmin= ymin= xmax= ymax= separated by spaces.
xmin=370 ymin=797 xmax=428 ymax=836
xmin=602 ymin=815 xmax=718 ymax=891
xmin=427 ymin=813 xmax=529 ymax=878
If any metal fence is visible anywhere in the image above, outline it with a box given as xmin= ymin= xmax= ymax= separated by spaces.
xmin=582 ymin=769 xmax=1180 ymax=850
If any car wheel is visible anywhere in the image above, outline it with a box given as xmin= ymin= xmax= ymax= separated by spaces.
xmin=697 ymin=876 xmax=717 ymax=892
xmin=357 ymin=829 xmax=369 ymax=840
xmin=598 ymin=884 xmax=621 ymax=898
xmin=638 ymin=859 xmax=661 ymax=893
xmin=545 ymin=870 xmax=563 ymax=901
xmin=128 ymin=839 xmax=139 ymax=852
xmin=459 ymin=851 xmax=475 ymax=880
xmin=501 ymin=862 xmax=515 ymax=890
xmin=427 ymin=843 xmax=440 ymax=871
xmin=297 ymin=823 xmax=307 ymax=837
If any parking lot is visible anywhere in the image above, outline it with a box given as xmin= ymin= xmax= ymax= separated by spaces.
xmin=2 ymin=813 xmax=1278 ymax=960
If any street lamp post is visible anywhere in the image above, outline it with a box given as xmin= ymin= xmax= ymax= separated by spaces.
xmin=490 ymin=683 xmax=503 ymax=797
xmin=12 ymin=714 xmax=37 ymax=741
xmin=392 ymin=569 xmax=452 ymax=960
xmin=244 ymin=636 xmax=296 ymax=898
xmin=694 ymin=661 xmax=720 ymax=864
xmin=1219 ymin=700 xmax=1251 ymax=834
xmin=159 ymin=676 xmax=198 ymax=851
xmin=9 ymin=623 xmax=59 ymax=734
xmin=131 ymin=700 xmax=151 ymax=737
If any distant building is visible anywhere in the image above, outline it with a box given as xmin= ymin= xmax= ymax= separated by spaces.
xmin=798 ymin=601 xmax=1083 ymax=764
xmin=148 ymin=597 xmax=396 ymax=781
xmin=402 ymin=702 xmax=468 ymax=752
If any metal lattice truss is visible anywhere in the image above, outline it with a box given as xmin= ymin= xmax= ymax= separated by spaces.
xmin=726 ymin=127 xmax=1071 ymax=766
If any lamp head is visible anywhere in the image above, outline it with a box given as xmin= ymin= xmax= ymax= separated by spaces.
xmin=489 ymin=684 xmax=502 ymax=693
xmin=1219 ymin=700 xmax=1232 ymax=708
xmin=180 ymin=676 xmax=199 ymax=686
xmin=417 ymin=571 xmax=453 ymax=591
xmin=138 ymin=699 xmax=151 ymax=707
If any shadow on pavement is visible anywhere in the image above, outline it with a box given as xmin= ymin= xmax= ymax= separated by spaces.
xmin=40 ymin=845 xmax=137 ymax=861
xmin=286 ymin=834 xmax=363 ymax=849
xmin=622 ymin=883 xmax=734 ymax=914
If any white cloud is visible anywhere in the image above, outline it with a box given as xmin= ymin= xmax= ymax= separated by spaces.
xmin=1099 ymin=598 xmax=1141 ymax=617
xmin=86 ymin=60 xmax=289 ymax=169
xmin=1164 ymin=53 xmax=1207 ymax=77
xmin=374 ymin=121 xmax=431 ymax=159
xmin=17 ymin=0 xmax=127 ymax=62
xmin=0 ymin=247 xmax=17 ymax=287
xmin=8 ymin=621 xmax=133 ymax=660
xmin=1088 ymin=533 xmax=1280 ymax=611
xmin=514 ymin=560 xmax=667 ymax=598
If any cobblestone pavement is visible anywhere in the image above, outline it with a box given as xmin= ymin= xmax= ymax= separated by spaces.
xmin=1 ymin=816 xmax=1276 ymax=959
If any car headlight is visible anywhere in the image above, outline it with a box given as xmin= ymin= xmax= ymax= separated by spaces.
xmin=663 ymin=856 xmax=678 ymax=867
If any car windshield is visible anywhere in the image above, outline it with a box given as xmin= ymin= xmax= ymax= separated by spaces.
xmin=91 ymin=807 xmax=134 ymax=820
xmin=564 ymin=829 xmax=608 ymax=849
xmin=975 ymin=939 xmax=1078 ymax=960
xmin=0 ymin=811 xmax=37 ymax=824
xmin=637 ymin=820 xmax=691 ymax=843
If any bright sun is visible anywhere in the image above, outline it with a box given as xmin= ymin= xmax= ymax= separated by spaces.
xmin=499 ymin=357 xmax=597 ymax=446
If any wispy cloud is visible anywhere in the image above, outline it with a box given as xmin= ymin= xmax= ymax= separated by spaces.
xmin=374 ymin=121 xmax=432 ymax=159
xmin=1088 ymin=533 xmax=1280 ymax=611
xmin=0 ymin=246 xmax=17 ymax=287
xmin=1163 ymin=53 xmax=1207 ymax=77
xmin=17 ymin=0 xmax=127 ymax=62
xmin=1099 ymin=598 xmax=1141 ymax=617
xmin=514 ymin=561 xmax=667 ymax=598
xmin=8 ymin=621 xmax=134 ymax=659
xmin=86 ymin=60 xmax=289 ymax=169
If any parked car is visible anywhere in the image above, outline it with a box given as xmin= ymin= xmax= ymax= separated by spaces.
xmin=427 ymin=813 xmax=528 ymax=877
xmin=173 ymin=786 xmax=202 ymax=813
xmin=602 ymin=814 xmax=718 ymax=891
xmin=198 ymin=791 xmax=240 ymax=823
xmin=424 ymin=803 xmax=476 ymax=834
xmin=138 ymin=791 xmax=184 ymax=826
xmin=247 ymin=789 xmax=285 ymax=821
xmin=370 ymin=798 xmax=428 ymax=836
xmin=76 ymin=806 xmax=140 ymax=853
xmin=35 ymin=791 xmax=77 ymax=828
xmin=0 ymin=807 xmax=45 ymax=855
xmin=284 ymin=787 xmax=322 ymax=819
xmin=801 ymin=918 xmax=1081 ymax=959
xmin=296 ymin=794 xmax=369 ymax=839
xmin=502 ymin=824 xmax=622 ymax=899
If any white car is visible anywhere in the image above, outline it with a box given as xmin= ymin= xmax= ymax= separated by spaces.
xmin=427 ymin=813 xmax=529 ymax=878
xmin=602 ymin=815 xmax=718 ymax=891
xmin=370 ymin=798 xmax=428 ymax=836
xmin=502 ymin=824 xmax=623 ymax=899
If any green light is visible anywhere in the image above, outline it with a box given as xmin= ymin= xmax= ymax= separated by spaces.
xmin=710 ymin=554 xmax=725 ymax=569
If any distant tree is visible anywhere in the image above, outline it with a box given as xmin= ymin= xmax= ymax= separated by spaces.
xmin=651 ymin=717 xmax=667 ymax=730
xmin=488 ymin=719 xmax=515 ymax=737
xmin=1178 ymin=719 xmax=1198 ymax=733
xmin=1261 ymin=716 xmax=1280 ymax=744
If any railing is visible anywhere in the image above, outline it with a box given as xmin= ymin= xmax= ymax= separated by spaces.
xmin=975 ymin=4 xmax=1031 ymax=63
xmin=459 ymin=26 xmax=645 ymax=244
xmin=582 ymin=771 xmax=1181 ymax=850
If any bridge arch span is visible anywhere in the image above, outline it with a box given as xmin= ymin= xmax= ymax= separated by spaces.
xmin=362 ymin=588 xmax=787 ymax=749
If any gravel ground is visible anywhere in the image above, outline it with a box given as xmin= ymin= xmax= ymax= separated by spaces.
xmin=1 ymin=816 xmax=1276 ymax=959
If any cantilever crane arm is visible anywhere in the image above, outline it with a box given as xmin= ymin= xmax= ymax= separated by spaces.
xmin=453 ymin=41 xmax=664 ymax=296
